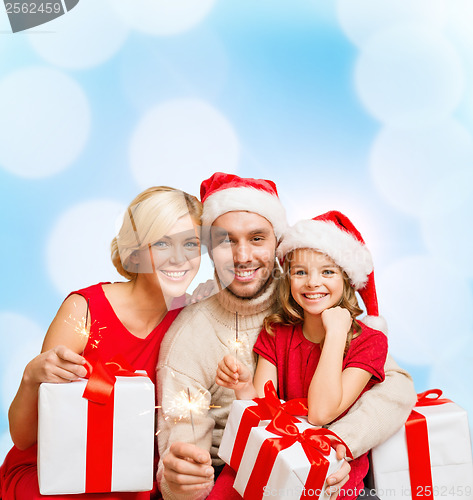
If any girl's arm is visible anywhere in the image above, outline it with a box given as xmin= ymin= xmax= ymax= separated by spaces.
xmin=8 ymin=295 xmax=89 ymax=450
xmin=308 ymin=307 xmax=371 ymax=426
xmin=253 ymin=356 xmax=278 ymax=397
xmin=215 ymin=355 xmax=278 ymax=399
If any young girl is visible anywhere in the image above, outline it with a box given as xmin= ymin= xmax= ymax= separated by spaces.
xmin=216 ymin=210 xmax=388 ymax=500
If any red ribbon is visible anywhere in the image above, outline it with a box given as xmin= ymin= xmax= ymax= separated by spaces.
xmin=81 ymin=355 xmax=141 ymax=493
xmin=230 ymin=381 xmax=308 ymax=470
xmin=242 ymin=411 xmax=353 ymax=500
xmin=405 ymin=389 xmax=451 ymax=500
xmin=416 ymin=389 xmax=452 ymax=407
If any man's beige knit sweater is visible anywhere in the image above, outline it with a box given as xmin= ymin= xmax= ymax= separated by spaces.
xmin=156 ymin=281 xmax=416 ymax=500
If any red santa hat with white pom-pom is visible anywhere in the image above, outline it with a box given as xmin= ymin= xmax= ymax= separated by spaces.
xmin=200 ymin=172 xmax=287 ymax=239
xmin=277 ymin=210 xmax=388 ymax=334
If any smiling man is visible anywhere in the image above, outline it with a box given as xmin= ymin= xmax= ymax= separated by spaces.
xmin=156 ymin=172 xmax=416 ymax=500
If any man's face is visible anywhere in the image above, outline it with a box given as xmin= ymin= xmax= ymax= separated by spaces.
xmin=210 ymin=211 xmax=277 ymax=299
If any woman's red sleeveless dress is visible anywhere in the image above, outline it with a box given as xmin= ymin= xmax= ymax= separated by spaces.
xmin=0 ymin=283 xmax=182 ymax=500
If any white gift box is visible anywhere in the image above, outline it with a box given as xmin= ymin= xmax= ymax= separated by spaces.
xmin=234 ymin=419 xmax=344 ymax=500
xmin=219 ymin=399 xmax=272 ymax=469
xmin=38 ymin=373 xmax=155 ymax=495
xmin=371 ymin=400 xmax=473 ymax=500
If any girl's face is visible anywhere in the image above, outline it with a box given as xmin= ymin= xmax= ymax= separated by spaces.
xmin=289 ymin=249 xmax=344 ymax=317
xmin=134 ymin=214 xmax=201 ymax=298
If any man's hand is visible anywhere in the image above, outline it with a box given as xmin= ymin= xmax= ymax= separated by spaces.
xmin=325 ymin=443 xmax=351 ymax=500
xmin=163 ymin=442 xmax=214 ymax=494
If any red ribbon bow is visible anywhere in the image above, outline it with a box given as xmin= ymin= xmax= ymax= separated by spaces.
xmin=254 ymin=380 xmax=309 ymax=419
xmin=406 ymin=389 xmax=451 ymax=500
xmin=230 ymin=381 xmax=308 ymax=470
xmin=243 ymin=411 xmax=352 ymax=500
xmin=416 ymin=389 xmax=452 ymax=407
xmin=81 ymin=355 xmax=142 ymax=493
xmin=82 ymin=354 xmax=140 ymax=404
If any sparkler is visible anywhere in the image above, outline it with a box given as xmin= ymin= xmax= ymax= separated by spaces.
xmin=187 ymin=387 xmax=196 ymax=444
xmin=159 ymin=377 xmax=221 ymax=444
xmin=65 ymin=299 xmax=90 ymax=340
xmin=64 ymin=299 xmax=105 ymax=348
xmin=235 ymin=311 xmax=239 ymax=361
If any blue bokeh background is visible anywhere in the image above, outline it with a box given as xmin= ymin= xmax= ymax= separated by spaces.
xmin=1 ymin=0 xmax=472 ymax=460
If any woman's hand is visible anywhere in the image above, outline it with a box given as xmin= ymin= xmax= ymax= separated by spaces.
xmin=23 ymin=345 xmax=87 ymax=387
xmin=216 ymin=355 xmax=257 ymax=399
xmin=9 ymin=294 xmax=90 ymax=449
xmin=321 ymin=306 xmax=352 ymax=338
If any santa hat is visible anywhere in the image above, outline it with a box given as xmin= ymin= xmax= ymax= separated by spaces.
xmin=277 ymin=210 xmax=388 ymax=334
xmin=200 ymin=172 xmax=287 ymax=239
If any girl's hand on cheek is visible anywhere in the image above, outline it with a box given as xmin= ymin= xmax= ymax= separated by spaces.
xmin=321 ymin=307 xmax=352 ymax=339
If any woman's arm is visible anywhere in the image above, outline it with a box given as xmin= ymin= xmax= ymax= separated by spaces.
xmin=308 ymin=307 xmax=372 ymax=425
xmin=8 ymin=294 xmax=89 ymax=449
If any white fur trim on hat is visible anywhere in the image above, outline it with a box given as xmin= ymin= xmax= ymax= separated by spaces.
xmin=277 ymin=219 xmax=373 ymax=289
xmin=360 ymin=315 xmax=388 ymax=335
xmin=202 ymin=187 xmax=288 ymax=239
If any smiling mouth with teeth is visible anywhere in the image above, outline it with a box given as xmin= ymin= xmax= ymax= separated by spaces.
xmin=160 ymin=270 xmax=188 ymax=280
xmin=304 ymin=293 xmax=327 ymax=299
xmin=234 ymin=269 xmax=256 ymax=277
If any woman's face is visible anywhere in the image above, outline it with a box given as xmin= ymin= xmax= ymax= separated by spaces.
xmin=135 ymin=214 xmax=201 ymax=299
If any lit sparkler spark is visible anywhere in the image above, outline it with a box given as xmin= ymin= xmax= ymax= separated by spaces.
xmin=64 ymin=300 xmax=106 ymax=348
xmin=167 ymin=389 xmax=209 ymax=421
xmin=64 ymin=299 xmax=91 ymax=340
xmin=164 ymin=387 xmax=221 ymax=444
xmin=229 ymin=339 xmax=244 ymax=352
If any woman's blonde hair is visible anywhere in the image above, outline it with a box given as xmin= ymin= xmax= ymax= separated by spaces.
xmin=263 ymin=250 xmax=363 ymax=355
xmin=111 ymin=186 xmax=202 ymax=280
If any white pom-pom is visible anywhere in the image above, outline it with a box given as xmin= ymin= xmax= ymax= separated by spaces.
xmin=360 ymin=315 xmax=388 ymax=335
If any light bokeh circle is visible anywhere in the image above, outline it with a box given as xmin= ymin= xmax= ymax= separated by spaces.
xmin=370 ymin=120 xmax=473 ymax=216
xmin=0 ymin=312 xmax=44 ymax=413
xmin=28 ymin=0 xmax=129 ymax=69
xmin=118 ymin=31 xmax=229 ymax=114
xmin=0 ymin=67 xmax=90 ymax=178
xmin=429 ymin=337 xmax=473 ymax=416
xmin=130 ymin=99 xmax=239 ymax=196
xmin=355 ymin=24 xmax=464 ymax=128
xmin=336 ymin=0 xmax=446 ymax=47
xmin=421 ymin=187 xmax=473 ymax=278
xmin=106 ymin=0 xmax=216 ymax=36
xmin=376 ymin=255 xmax=473 ymax=365
xmin=47 ymin=200 xmax=125 ymax=296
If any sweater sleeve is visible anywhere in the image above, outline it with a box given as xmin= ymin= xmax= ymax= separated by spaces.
xmin=156 ymin=308 xmax=218 ymax=500
xmin=328 ymin=353 xmax=416 ymax=458
xmin=156 ymin=303 xmax=233 ymax=500
xmin=157 ymin=364 xmax=214 ymax=500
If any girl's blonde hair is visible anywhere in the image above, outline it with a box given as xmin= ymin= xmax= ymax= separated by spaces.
xmin=111 ymin=186 xmax=202 ymax=280
xmin=263 ymin=249 xmax=363 ymax=354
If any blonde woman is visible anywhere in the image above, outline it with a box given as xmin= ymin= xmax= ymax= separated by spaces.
xmin=1 ymin=186 xmax=202 ymax=500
